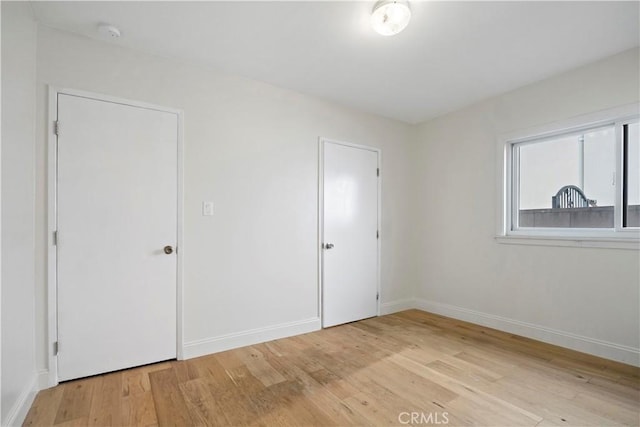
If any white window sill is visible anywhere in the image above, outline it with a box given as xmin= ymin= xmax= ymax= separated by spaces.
xmin=496 ymin=234 xmax=640 ymax=250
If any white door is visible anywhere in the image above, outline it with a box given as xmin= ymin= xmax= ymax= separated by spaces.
xmin=322 ymin=141 xmax=379 ymax=327
xmin=56 ymin=93 xmax=178 ymax=381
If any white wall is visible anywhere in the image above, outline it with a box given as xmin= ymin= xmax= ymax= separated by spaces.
xmin=1 ymin=2 xmax=38 ymax=425
xmin=413 ymin=48 xmax=640 ymax=365
xmin=34 ymin=26 xmax=416 ymax=372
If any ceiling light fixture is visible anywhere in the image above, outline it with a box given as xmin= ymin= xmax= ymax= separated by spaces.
xmin=371 ymin=0 xmax=411 ymax=36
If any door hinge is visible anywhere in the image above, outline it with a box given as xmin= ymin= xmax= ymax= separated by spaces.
xmin=376 ymin=292 xmax=379 ymax=301
xmin=53 ymin=341 xmax=59 ymax=356
xmin=53 ymin=230 xmax=58 ymax=246
xmin=377 ymin=168 xmax=379 ymax=177
xmin=54 ymin=121 xmax=60 ymax=136
xmin=376 ymin=230 xmax=379 ymax=239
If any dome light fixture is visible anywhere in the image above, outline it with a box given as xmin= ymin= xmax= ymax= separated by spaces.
xmin=371 ymin=0 xmax=411 ymax=36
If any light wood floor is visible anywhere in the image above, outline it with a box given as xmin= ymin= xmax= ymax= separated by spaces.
xmin=24 ymin=310 xmax=639 ymax=426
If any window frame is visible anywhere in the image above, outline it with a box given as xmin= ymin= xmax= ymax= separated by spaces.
xmin=497 ymin=103 xmax=640 ymax=250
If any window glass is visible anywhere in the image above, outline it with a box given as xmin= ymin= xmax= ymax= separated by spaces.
xmin=517 ymin=126 xmax=615 ymax=228
xmin=625 ymin=121 xmax=639 ymax=227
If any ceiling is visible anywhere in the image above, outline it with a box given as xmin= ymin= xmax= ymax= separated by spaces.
xmin=30 ymin=1 xmax=640 ymax=124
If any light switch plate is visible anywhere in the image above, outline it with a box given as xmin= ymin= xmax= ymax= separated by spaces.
xmin=202 ymin=201 xmax=214 ymax=216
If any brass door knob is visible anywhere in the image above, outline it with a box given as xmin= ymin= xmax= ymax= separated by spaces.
xmin=164 ymin=245 xmax=174 ymax=255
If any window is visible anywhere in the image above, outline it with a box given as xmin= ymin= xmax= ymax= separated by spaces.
xmin=500 ymin=105 xmax=640 ymax=247
xmin=515 ymin=126 xmax=616 ymax=229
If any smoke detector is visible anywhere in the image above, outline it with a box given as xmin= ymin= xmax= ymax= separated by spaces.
xmin=98 ymin=24 xmax=121 ymax=39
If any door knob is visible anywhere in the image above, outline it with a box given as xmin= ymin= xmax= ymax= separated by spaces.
xmin=324 ymin=243 xmax=334 ymax=249
xmin=164 ymin=245 xmax=174 ymax=255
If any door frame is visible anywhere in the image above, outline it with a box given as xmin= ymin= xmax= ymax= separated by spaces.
xmin=317 ymin=137 xmax=382 ymax=328
xmin=46 ymin=87 xmax=185 ymax=387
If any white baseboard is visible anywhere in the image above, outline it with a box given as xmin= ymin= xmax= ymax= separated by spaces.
xmin=182 ymin=317 xmax=321 ymax=359
xmin=413 ymin=298 xmax=640 ymax=367
xmin=380 ymin=298 xmax=414 ymax=315
xmin=3 ymin=374 xmax=38 ymax=427
xmin=37 ymin=369 xmax=52 ymax=390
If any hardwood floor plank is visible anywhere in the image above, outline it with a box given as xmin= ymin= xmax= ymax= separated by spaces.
xmin=445 ymin=395 xmax=536 ymax=427
xmin=121 ymin=391 xmax=158 ymax=426
xmin=306 ymin=367 xmax=359 ymax=400
xmin=179 ymin=378 xmax=229 ymax=426
xmin=343 ymin=391 xmax=412 ymax=426
xmin=388 ymin=353 xmax=544 ymax=425
xmin=355 ymin=358 xmax=459 ymax=405
xmin=482 ymin=376 xmax=630 ymax=426
xmin=148 ymin=367 xmax=194 ymax=426
xmin=172 ymin=359 xmax=201 ymax=384
xmin=235 ymin=346 xmax=287 ymax=387
xmin=572 ymin=392 xmax=640 ymax=425
xmin=87 ymin=372 xmax=122 ymax=426
xmin=24 ymin=310 xmax=639 ymax=427
xmin=122 ymin=362 xmax=172 ymax=397
xmin=52 ymin=417 xmax=90 ymax=427
xmin=204 ymin=353 xmax=275 ymax=426
xmin=23 ymin=384 xmax=65 ymax=426
xmin=260 ymin=379 xmax=337 ymax=426
xmin=53 ymin=378 xmax=95 ymax=424
xmin=254 ymin=343 xmax=369 ymax=425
